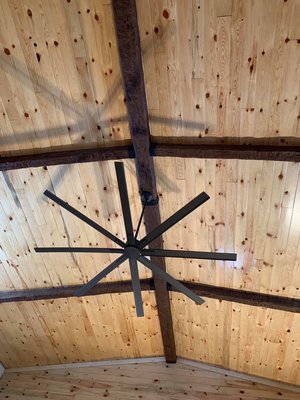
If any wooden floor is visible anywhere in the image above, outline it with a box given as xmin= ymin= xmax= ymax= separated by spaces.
xmin=1 ymin=361 xmax=299 ymax=400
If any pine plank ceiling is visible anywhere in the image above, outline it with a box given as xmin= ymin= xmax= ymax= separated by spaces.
xmin=2 ymin=362 xmax=300 ymax=399
xmin=0 ymin=0 xmax=300 ymax=387
xmin=138 ymin=0 xmax=300 ymax=142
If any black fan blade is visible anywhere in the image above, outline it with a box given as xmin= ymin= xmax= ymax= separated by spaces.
xmin=115 ymin=162 xmax=135 ymax=245
xmin=137 ymin=192 xmax=210 ymax=250
xmin=129 ymin=258 xmax=144 ymax=317
xmin=74 ymin=254 xmax=127 ymax=297
xmin=34 ymin=247 xmax=123 ymax=254
xmin=44 ymin=190 xmax=125 ymax=248
xmin=142 ymin=249 xmax=237 ymax=261
xmin=138 ymin=256 xmax=205 ymax=305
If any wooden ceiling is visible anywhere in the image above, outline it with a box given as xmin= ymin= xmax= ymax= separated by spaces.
xmin=2 ymin=361 xmax=300 ymax=399
xmin=0 ymin=160 xmax=150 ymax=289
xmin=138 ymin=0 xmax=300 ymax=142
xmin=0 ymin=0 xmax=300 ymax=387
xmin=0 ymin=0 xmax=130 ymax=156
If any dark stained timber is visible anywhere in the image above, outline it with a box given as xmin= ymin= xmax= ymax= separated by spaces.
xmin=1 ymin=280 xmax=299 ymax=314
xmin=1 ymin=143 xmax=300 ymax=173
xmin=112 ymin=0 xmax=157 ymax=196
xmin=0 ymin=280 xmax=153 ymax=303
xmin=0 ymin=145 xmax=134 ymax=171
xmin=152 ymin=143 xmax=300 ymax=162
xmin=112 ymin=0 xmax=176 ymax=362
xmin=170 ymin=282 xmax=300 ymax=314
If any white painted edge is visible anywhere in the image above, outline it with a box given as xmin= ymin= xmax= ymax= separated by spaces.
xmin=0 ymin=363 xmax=4 ymax=379
xmin=6 ymin=356 xmax=165 ymax=373
xmin=178 ymin=358 xmax=300 ymax=394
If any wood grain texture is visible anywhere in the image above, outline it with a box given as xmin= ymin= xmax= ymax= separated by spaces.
xmin=1 ymin=156 xmax=299 ymax=382
xmin=0 ymin=293 xmax=163 ymax=368
xmin=172 ymin=295 xmax=300 ymax=386
xmin=0 ymin=160 xmax=150 ymax=289
xmin=1 ymin=362 xmax=299 ymax=399
xmin=155 ymin=156 xmax=300 ymax=384
xmin=155 ymin=158 xmax=300 ymax=299
xmin=0 ymin=0 xmax=300 ymax=386
xmin=153 ymin=143 xmax=300 ymax=162
xmin=112 ymin=0 xmax=156 ymax=195
xmin=112 ymin=0 xmax=176 ymax=362
xmin=0 ymin=144 xmax=134 ymax=171
xmin=0 ymin=279 xmax=153 ymax=303
xmin=0 ymin=0 xmax=130 ymax=155
xmin=137 ymin=0 xmax=300 ymax=140
xmin=173 ymin=282 xmax=300 ymax=313
xmin=1 ymin=279 xmax=300 ymax=314
xmin=2 ymin=141 xmax=300 ymax=173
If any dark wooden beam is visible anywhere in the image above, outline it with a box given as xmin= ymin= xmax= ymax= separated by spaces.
xmin=169 ymin=282 xmax=300 ymax=314
xmin=0 ymin=145 xmax=134 ymax=171
xmin=152 ymin=143 xmax=300 ymax=162
xmin=112 ymin=0 xmax=177 ymax=362
xmin=1 ymin=279 xmax=299 ymax=314
xmin=1 ymin=142 xmax=300 ymax=172
xmin=112 ymin=0 xmax=156 ymax=195
xmin=0 ymin=280 xmax=153 ymax=303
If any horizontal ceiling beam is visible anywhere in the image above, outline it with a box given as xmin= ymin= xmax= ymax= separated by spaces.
xmin=0 ymin=280 xmax=153 ymax=303
xmin=1 ymin=143 xmax=300 ymax=171
xmin=0 ymin=145 xmax=134 ymax=171
xmin=1 ymin=279 xmax=299 ymax=313
xmin=176 ymin=282 xmax=300 ymax=313
xmin=152 ymin=143 xmax=300 ymax=162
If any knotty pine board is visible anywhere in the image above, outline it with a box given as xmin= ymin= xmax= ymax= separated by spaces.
xmin=171 ymin=294 xmax=300 ymax=385
xmin=1 ymin=362 xmax=299 ymax=399
xmin=0 ymin=159 xmax=149 ymax=290
xmin=0 ymin=293 xmax=162 ymax=368
xmin=2 ymin=0 xmax=299 ymax=154
xmin=0 ymin=156 xmax=299 ymax=383
xmin=155 ymin=157 xmax=300 ymax=299
xmin=137 ymin=0 xmax=300 ymax=142
xmin=0 ymin=0 xmax=130 ymax=156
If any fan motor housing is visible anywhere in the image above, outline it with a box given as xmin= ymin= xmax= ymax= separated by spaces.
xmin=124 ymin=246 xmax=141 ymax=259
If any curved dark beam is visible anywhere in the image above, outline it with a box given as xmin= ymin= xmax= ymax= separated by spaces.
xmin=1 ymin=279 xmax=299 ymax=314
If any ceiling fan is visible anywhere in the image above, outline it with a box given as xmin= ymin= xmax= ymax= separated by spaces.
xmin=35 ymin=162 xmax=237 ymax=317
